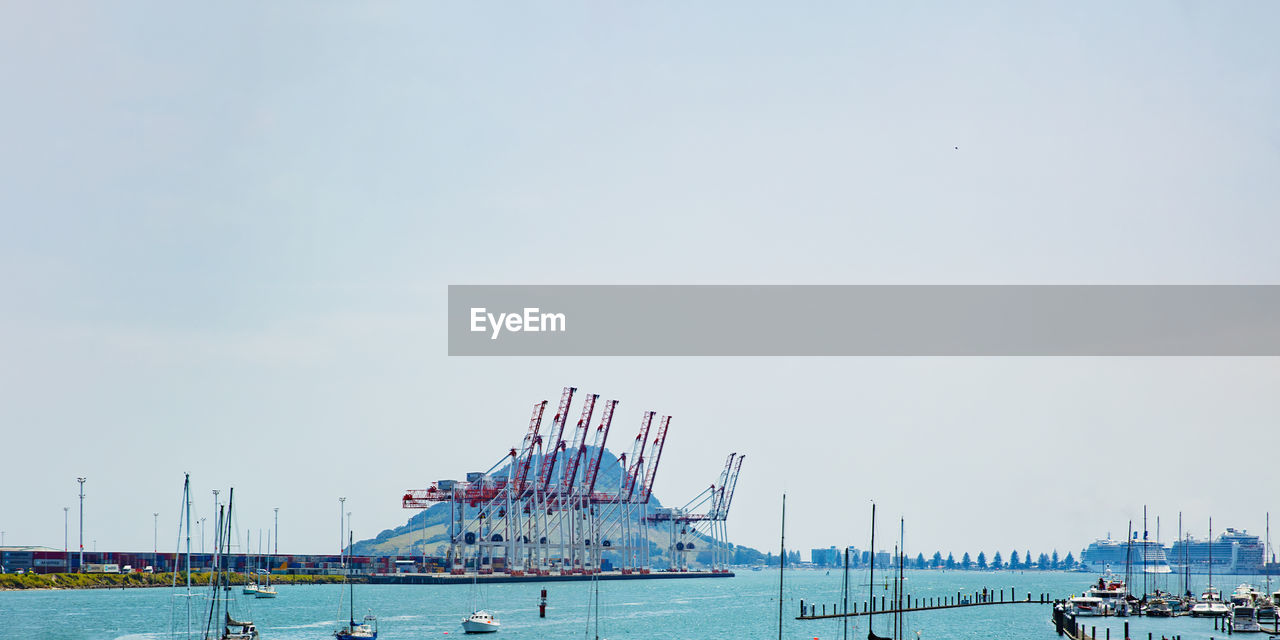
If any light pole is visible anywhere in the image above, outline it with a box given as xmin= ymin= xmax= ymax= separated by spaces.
xmin=77 ymin=477 xmax=86 ymax=571
xmin=339 ymin=497 xmax=346 ymax=564
xmin=153 ymin=512 xmax=159 ymax=559
xmin=273 ymin=508 xmax=279 ymax=555
xmin=199 ymin=518 xmax=206 ymax=554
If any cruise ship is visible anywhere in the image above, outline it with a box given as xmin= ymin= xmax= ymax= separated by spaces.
xmin=1081 ymin=536 xmax=1171 ymax=573
xmin=1169 ymin=529 xmax=1264 ymax=574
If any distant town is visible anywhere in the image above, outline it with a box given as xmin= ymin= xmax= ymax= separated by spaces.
xmin=785 ymin=526 xmax=1278 ymax=575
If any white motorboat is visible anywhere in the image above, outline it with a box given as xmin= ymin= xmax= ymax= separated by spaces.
xmin=462 ymin=610 xmax=500 ymax=633
xmin=1078 ymin=571 xmax=1129 ymax=615
xmin=253 ymin=585 xmax=277 ymax=598
xmin=1067 ymin=596 xmax=1106 ymax=617
xmin=1231 ymin=603 xmax=1263 ymax=633
xmin=1145 ymin=597 xmax=1174 ymax=617
xmin=1233 ymin=583 xmax=1261 ymax=605
xmin=1191 ymin=588 xmax=1231 ymax=617
xmin=242 ymin=583 xmax=259 ymax=595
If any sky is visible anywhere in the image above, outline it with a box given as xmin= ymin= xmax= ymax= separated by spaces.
xmin=1 ymin=2 xmax=1278 ymax=560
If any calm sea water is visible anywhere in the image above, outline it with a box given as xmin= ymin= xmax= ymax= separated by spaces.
xmin=2 ymin=570 xmax=1270 ymax=640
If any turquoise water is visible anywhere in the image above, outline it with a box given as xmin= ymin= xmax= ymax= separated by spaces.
xmin=2 ymin=570 xmax=1271 ymax=640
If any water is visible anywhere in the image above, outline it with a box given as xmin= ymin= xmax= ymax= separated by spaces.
xmin=2 ymin=570 xmax=1273 ymax=640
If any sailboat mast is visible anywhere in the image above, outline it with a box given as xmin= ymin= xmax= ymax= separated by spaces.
xmin=778 ymin=494 xmax=786 ymax=640
xmin=869 ymin=503 xmax=876 ymax=637
xmin=1179 ymin=512 xmax=1186 ymax=597
xmin=349 ymin=531 xmax=355 ymax=625
xmin=1125 ymin=520 xmax=1133 ymax=597
xmin=899 ymin=518 xmax=905 ymax=640
xmin=1143 ymin=507 xmax=1148 ymax=598
xmin=843 ymin=546 xmax=850 ymax=640
xmin=892 ymin=543 xmax=899 ymax=640
xmin=1266 ymin=513 xmax=1271 ymax=595
xmin=1209 ymin=517 xmax=1214 ymax=595
xmin=184 ymin=474 xmax=192 ymax=639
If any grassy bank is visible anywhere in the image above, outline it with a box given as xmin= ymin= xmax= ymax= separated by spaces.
xmin=0 ymin=572 xmax=352 ymax=590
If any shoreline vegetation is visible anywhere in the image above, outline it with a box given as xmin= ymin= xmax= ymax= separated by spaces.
xmin=0 ymin=572 xmax=354 ymax=591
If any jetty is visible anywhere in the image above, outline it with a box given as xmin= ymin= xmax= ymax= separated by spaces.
xmin=797 ymin=587 xmax=1054 ymax=619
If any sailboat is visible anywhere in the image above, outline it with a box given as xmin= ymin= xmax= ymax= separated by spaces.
xmin=169 ymin=473 xmax=205 ymax=640
xmin=585 ymin=526 xmax=606 ymax=640
xmin=242 ymin=530 xmax=259 ymax=595
xmin=204 ymin=488 xmax=260 ymax=640
xmin=1191 ymin=518 xmax=1230 ymax=618
xmin=461 ymin=552 xmax=500 ymax=634
xmin=335 ymin=532 xmax=378 ymax=640
xmin=254 ymin=532 xmax=277 ymax=599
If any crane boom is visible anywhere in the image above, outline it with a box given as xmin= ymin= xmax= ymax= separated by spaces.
xmin=580 ymin=399 xmax=618 ymax=496
xmin=513 ymin=401 xmax=547 ymax=493
xmin=639 ymin=415 xmax=670 ymax=503
xmin=559 ymin=393 xmax=598 ymax=494
xmin=622 ymin=411 xmax=654 ymax=500
xmin=537 ymin=387 xmax=575 ymax=493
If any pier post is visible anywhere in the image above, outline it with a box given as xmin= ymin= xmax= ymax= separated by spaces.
xmin=800 ymin=599 xmax=805 ymax=617
xmin=1123 ymin=621 xmax=1128 ymax=640
xmin=539 ymin=589 xmax=547 ymax=618
xmin=1106 ymin=627 xmax=1110 ymax=640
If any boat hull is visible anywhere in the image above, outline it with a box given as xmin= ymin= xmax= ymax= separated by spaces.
xmin=462 ymin=620 xmax=500 ymax=633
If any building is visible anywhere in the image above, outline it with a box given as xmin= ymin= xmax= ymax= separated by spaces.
xmin=811 ymin=546 xmax=840 ymax=567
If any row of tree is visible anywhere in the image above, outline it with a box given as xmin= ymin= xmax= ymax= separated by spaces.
xmin=915 ymin=550 xmax=1078 ymax=570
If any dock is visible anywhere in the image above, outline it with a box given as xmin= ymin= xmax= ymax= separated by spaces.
xmin=797 ymin=588 xmax=1054 ymax=620
xmin=369 ymin=569 xmax=734 ymax=585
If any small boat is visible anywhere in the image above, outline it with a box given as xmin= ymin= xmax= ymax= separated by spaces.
xmin=223 ymin=613 xmax=261 ymax=640
xmin=462 ymin=611 xmax=500 ymax=634
xmin=1257 ymin=596 xmax=1278 ymax=623
xmin=253 ymin=585 xmax=277 ymax=598
xmin=336 ymin=531 xmax=378 ymax=640
xmin=1234 ymin=583 xmax=1262 ymax=605
xmin=1145 ymin=597 xmax=1173 ymax=617
xmin=1191 ymin=588 xmax=1231 ymax=617
xmin=1068 ymin=596 xmax=1106 ymax=617
xmin=1231 ymin=602 xmax=1263 ymax=633
xmin=336 ymin=615 xmax=378 ymax=640
xmin=242 ymin=584 xmax=259 ymax=595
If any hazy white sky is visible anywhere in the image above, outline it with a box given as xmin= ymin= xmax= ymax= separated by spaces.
xmin=1 ymin=3 xmax=1278 ymax=559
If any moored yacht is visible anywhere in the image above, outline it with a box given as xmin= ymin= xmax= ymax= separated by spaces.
xmin=1145 ymin=597 xmax=1173 ymax=617
xmin=1191 ymin=588 xmax=1231 ymax=617
xmin=1230 ymin=602 xmax=1263 ymax=633
xmin=462 ymin=610 xmax=500 ymax=633
xmin=1068 ymin=596 xmax=1106 ymax=617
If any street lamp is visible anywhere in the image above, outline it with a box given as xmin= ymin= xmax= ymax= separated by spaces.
xmin=153 ymin=512 xmax=160 ymax=562
xmin=77 ymin=477 xmax=86 ymax=571
xmin=273 ymin=508 xmax=279 ymax=555
xmin=199 ymin=518 xmax=206 ymax=554
xmin=338 ymin=497 xmax=346 ymax=563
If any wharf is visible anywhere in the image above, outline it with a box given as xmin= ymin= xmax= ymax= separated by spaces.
xmin=369 ymin=570 xmax=734 ymax=585
xmin=798 ymin=589 xmax=1055 ymax=620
